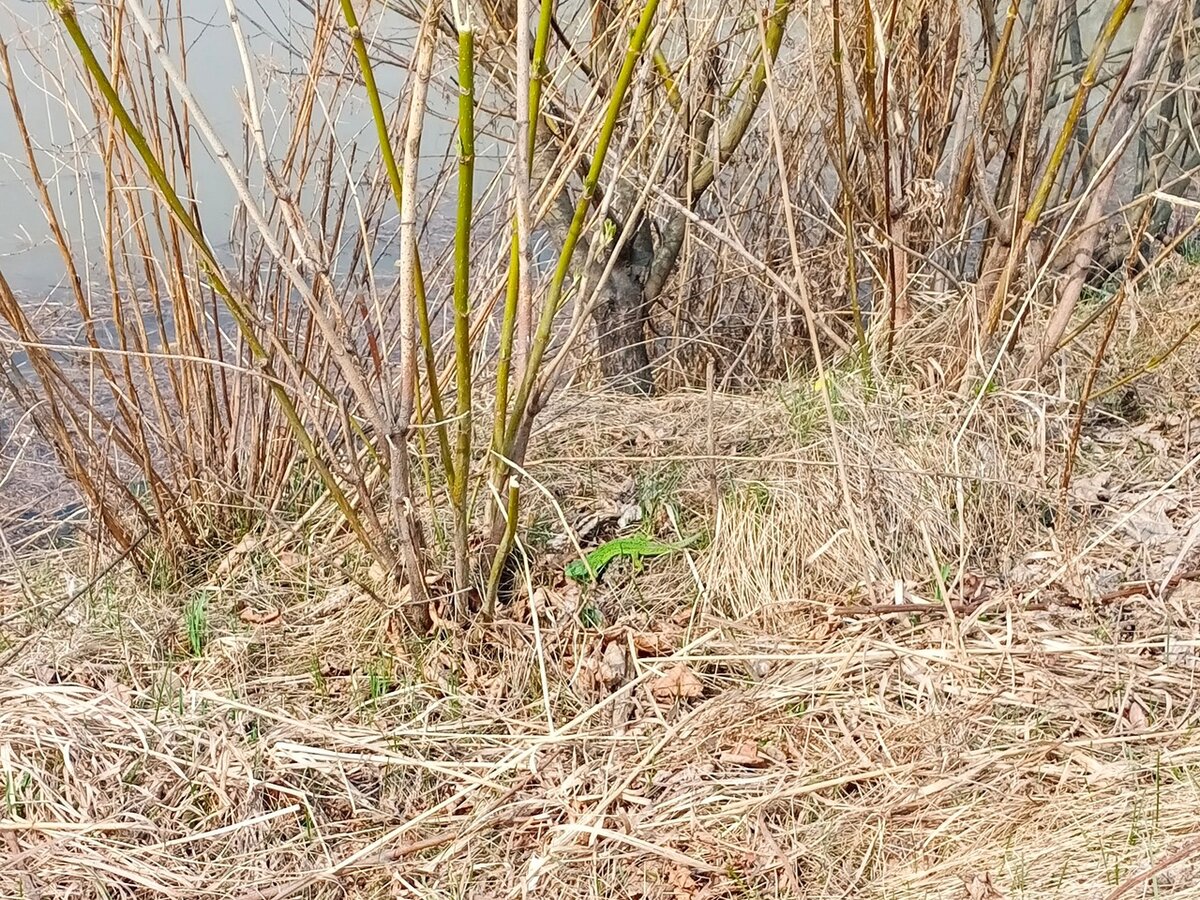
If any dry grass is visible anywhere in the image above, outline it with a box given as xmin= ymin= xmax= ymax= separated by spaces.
xmin=4 ymin=280 xmax=1200 ymax=899
xmin=3 ymin=563 xmax=1200 ymax=899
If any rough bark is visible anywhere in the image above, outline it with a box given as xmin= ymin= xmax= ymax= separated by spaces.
xmin=531 ymin=119 xmax=658 ymax=393
xmin=592 ymin=212 xmax=655 ymax=393
xmin=593 ymin=266 xmax=654 ymax=394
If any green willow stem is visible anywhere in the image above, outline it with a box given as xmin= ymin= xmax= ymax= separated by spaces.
xmin=830 ymin=0 xmax=866 ymax=359
xmin=984 ymin=0 xmax=1134 ymax=334
xmin=484 ymin=0 xmax=549 ymax=614
xmin=944 ymin=0 xmax=1018 ymax=231
xmin=689 ymin=0 xmax=791 ymax=194
xmin=450 ymin=26 xmax=475 ymax=604
xmin=652 ymin=48 xmax=681 ymax=110
xmin=413 ymin=258 xmax=454 ymax=478
xmin=503 ymin=0 xmax=664 ymax=452
xmin=483 ymin=0 xmax=664 ymax=600
xmin=1024 ymin=1 xmax=1134 ymax=232
xmin=1093 ymin=315 xmax=1200 ymax=403
xmin=490 ymin=0 xmax=554 ymax=484
xmin=879 ymin=0 xmax=902 ymax=354
xmin=493 ymin=242 xmax=522 ymax=455
xmin=338 ymin=0 xmax=454 ymax=481
xmin=861 ymin=0 xmax=876 ymax=128
xmin=49 ymin=0 xmax=378 ymax=556
xmin=526 ymin=0 xmax=555 ymax=165
xmin=484 ymin=466 xmax=522 ymax=611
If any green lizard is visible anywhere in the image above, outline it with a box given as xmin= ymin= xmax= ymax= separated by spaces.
xmin=565 ymin=533 xmax=702 ymax=583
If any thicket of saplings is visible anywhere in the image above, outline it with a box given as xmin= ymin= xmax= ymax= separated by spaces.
xmin=1 ymin=0 xmax=1196 ymax=628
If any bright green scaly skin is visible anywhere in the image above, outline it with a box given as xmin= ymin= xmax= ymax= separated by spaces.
xmin=565 ymin=534 xmax=701 ymax=583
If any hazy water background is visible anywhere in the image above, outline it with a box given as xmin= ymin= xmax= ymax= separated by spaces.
xmin=0 ymin=0 xmax=519 ymax=292
xmin=1 ymin=0 xmax=1142 ymax=293
xmin=0 ymin=0 xmax=489 ymax=541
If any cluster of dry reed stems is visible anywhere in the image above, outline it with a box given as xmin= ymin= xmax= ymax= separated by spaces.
xmin=0 ymin=0 xmax=1198 ymax=627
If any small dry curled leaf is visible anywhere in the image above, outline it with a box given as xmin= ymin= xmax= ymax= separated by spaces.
xmin=719 ymin=740 xmax=769 ymax=768
xmin=276 ymin=550 xmax=306 ymax=571
xmin=1069 ymin=471 xmax=1112 ymax=507
xmin=103 ymin=676 xmax=133 ymax=707
xmin=632 ymin=627 xmax=681 ymax=656
xmin=665 ymin=863 xmax=698 ymax=900
xmin=1122 ymin=696 xmax=1150 ymax=731
xmin=961 ymin=872 xmax=1004 ymax=900
xmin=1120 ymin=493 xmax=1181 ymax=546
xmin=216 ymin=533 xmax=260 ymax=577
xmin=367 ymin=559 xmax=389 ymax=584
xmin=602 ymin=640 xmax=629 ymax=685
xmin=238 ymin=606 xmax=282 ymax=626
xmin=651 ymin=664 xmax=703 ymax=702
xmin=532 ymin=586 xmax=569 ymax=620
xmin=1174 ymin=579 xmax=1200 ymax=607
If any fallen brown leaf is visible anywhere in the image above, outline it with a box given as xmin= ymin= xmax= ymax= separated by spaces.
xmin=602 ymin=640 xmax=629 ymax=685
xmin=238 ymin=606 xmax=282 ymax=626
xmin=1123 ymin=696 xmax=1150 ymax=731
xmin=276 ymin=550 xmax=305 ymax=571
xmin=216 ymin=533 xmax=260 ymax=577
xmin=1069 ymin=470 xmax=1112 ymax=507
xmin=666 ymin=864 xmax=698 ymax=900
xmin=632 ymin=628 xmax=680 ymax=656
xmin=1174 ymin=579 xmax=1200 ymax=606
xmin=962 ymin=872 xmax=1004 ymax=900
xmin=103 ymin=677 xmax=133 ymax=707
xmin=1120 ymin=493 xmax=1181 ymax=546
xmin=651 ymin=664 xmax=703 ymax=701
xmin=719 ymin=740 xmax=769 ymax=768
